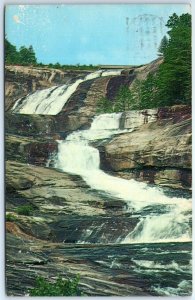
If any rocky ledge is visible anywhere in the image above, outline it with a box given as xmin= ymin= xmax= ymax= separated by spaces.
xmin=97 ymin=105 xmax=191 ymax=190
xmin=6 ymin=160 xmax=148 ymax=296
xmin=5 ymin=65 xmax=91 ymax=111
xmin=6 ymin=161 xmax=191 ymax=296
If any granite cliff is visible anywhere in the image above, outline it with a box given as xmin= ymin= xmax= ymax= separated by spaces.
xmin=5 ymin=61 xmax=192 ymax=296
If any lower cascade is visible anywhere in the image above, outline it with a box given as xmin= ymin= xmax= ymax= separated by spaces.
xmin=55 ymin=112 xmax=192 ymax=244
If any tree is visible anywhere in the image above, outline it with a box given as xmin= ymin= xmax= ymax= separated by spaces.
xmin=158 ymin=35 xmax=169 ymax=56
xmin=96 ymin=96 xmax=113 ymax=113
xmin=5 ymin=38 xmax=38 ymax=66
xmin=157 ymin=13 xmax=191 ymax=105
xmin=5 ymin=37 xmax=19 ymax=64
xmin=113 ymin=86 xmax=137 ymax=112
xmin=19 ymin=45 xmax=37 ymax=65
xmin=138 ymin=73 xmax=158 ymax=109
xmin=28 ymin=45 xmax=37 ymax=64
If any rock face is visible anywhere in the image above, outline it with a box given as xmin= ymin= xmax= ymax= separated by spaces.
xmin=6 ymin=160 xmax=147 ymax=296
xmin=7 ymin=231 xmax=156 ymax=296
xmin=5 ymin=65 xmax=91 ymax=111
xmin=5 ymin=68 xmax=135 ymax=136
xmin=5 ymin=59 xmax=163 ymax=115
xmin=5 ymin=59 xmax=164 ymax=139
xmin=98 ymin=106 xmax=191 ymax=189
xmin=6 ymin=161 xmax=191 ymax=296
xmin=6 ymin=135 xmax=58 ymax=165
xmin=5 ymin=61 xmax=192 ymax=296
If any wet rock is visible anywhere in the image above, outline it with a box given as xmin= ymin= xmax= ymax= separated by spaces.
xmin=5 ymin=65 xmax=91 ymax=111
xmin=6 ymin=135 xmax=58 ymax=165
xmin=115 ymin=168 xmax=191 ymax=190
xmin=5 ymin=112 xmax=58 ymax=137
xmin=106 ymin=74 xmax=135 ymax=100
xmin=5 ymin=160 xmax=140 ymax=246
xmin=100 ymin=106 xmax=191 ymax=189
xmin=5 ymin=161 xmax=126 ymax=219
xmin=6 ymin=233 xmax=191 ymax=296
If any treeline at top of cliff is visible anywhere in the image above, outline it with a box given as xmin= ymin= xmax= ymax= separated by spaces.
xmin=4 ymin=38 xmax=99 ymax=71
xmin=97 ymin=13 xmax=191 ymax=110
xmin=5 ymin=13 xmax=191 ymax=108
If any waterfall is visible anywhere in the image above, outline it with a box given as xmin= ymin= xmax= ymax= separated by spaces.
xmin=55 ymin=113 xmax=192 ymax=244
xmin=12 ymin=69 xmax=122 ymax=115
xmin=56 ymin=113 xmax=123 ymax=175
xmin=121 ymin=209 xmax=191 ymax=244
xmin=101 ymin=70 xmax=122 ymax=77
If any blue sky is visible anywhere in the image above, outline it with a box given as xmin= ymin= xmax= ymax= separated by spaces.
xmin=5 ymin=4 xmax=190 ymax=66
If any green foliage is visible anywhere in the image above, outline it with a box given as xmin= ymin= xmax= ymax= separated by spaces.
xmin=5 ymin=12 xmax=191 ymax=107
xmin=157 ymin=13 xmax=191 ymax=105
xmin=5 ymin=38 xmax=37 ymax=66
xmin=138 ymin=74 xmax=158 ymax=109
xmin=97 ymin=76 xmax=158 ymax=114
xmin=6 ymin=213 xmax=18 ymax=222
xmin=5 ymin=38 xmax=20 ymax=64
xmin=46 ymin=63 xmax=99 ymax=71
xmin=16 ymin=204 xmax=35 ymax=216
xmin=19 ymin=45 xmax=37 ymax=65
xmin=158 ymin=35 xmax=169 ymax=56
xmin=97 ymin=12 xmax=191 ymax=113
xmin=96 ymin=97 xmax=114 ymax=113
xmin=113 ymin=86 xmax=137 ymax=112
xmin=29 ymin=275 xmax=82 ymax=296
xmin=5 ymin=38 xmax=98 ymax=70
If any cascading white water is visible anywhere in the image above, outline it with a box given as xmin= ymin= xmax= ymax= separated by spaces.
xmin=12 ymin=69 xmax=122 ymax=115
xmin=55 ymin=112 xmax=192 ymax=244
xmin=121 ymin=210 xmax=191 ymax=244
xmin=57 ymin=113 xmax=123 ymax=175
xmin=57 ymin=142 xmax=100 ymax=175
xmin=101 ymin=70 xmax=122 ymax=77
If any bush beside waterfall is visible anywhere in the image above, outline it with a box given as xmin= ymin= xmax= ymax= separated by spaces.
xmin=96 ymin=76 xmax=159 ymax=113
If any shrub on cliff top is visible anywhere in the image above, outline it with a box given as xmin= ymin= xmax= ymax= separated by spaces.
xmin=29 ymin=275 xmax=82 ymax=296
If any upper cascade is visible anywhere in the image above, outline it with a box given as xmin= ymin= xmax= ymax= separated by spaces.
xmin=12 ymin=69 xmax=122 ymax=115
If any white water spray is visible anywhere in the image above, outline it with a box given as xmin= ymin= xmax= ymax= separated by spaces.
xmin=12 ymin=69 xmax=122 ymax=115
xmin=55 ymin=112 xmax=192 ymax=244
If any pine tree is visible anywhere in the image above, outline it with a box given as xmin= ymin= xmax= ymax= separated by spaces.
xmin=113 ymin=86 xmax=136 ymax=112
xmin=157 ymin=13 xmax=191 ymax=105
xmin=19 ymin=45 xmax=37 ymax=65
xmin=139 ymin=74 xmax=158 ymax=109
xmin=28 ymin=45 xmax=37 ymax=64
xmin=96 ymin=97 xmax=113 ymax=113
xmin=5 ymin=38 xmax=38 ymax=66
xmin=5 ymin=38 xmax=19 ymax=64
xmin=158 ymin=35 xmax=169 ymax=56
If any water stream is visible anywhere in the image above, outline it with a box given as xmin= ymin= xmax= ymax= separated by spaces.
xmin=12 ymin=68 xmax=192 ymax=295
xmin=54 ymin=112 xmax=192 ymax=295
xmin=55 ymin=112 xmax=192 ymax=244
xmin=12 ymin=70 xmax=122 ymax=115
